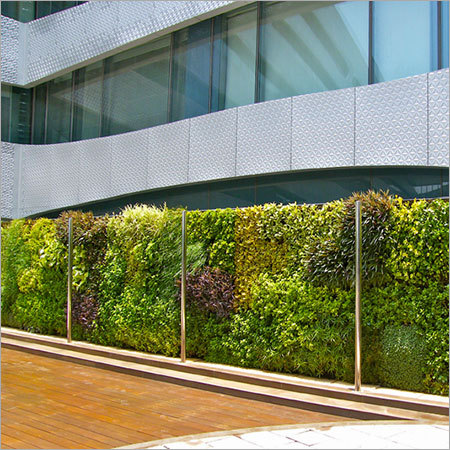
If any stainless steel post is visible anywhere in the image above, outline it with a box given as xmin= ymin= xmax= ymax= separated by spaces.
xmin=67 ymin=217 xmax=73 ymax=343
xmin=180 ymin=210 xmax=187 ymax=362
xmin=355 ymin=201 xmax=362 ymax=391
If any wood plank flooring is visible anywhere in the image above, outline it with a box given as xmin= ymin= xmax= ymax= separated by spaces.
xmin=1 ymin=347 xmax=347 ymax=449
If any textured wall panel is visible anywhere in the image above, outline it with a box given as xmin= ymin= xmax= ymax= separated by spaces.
xmin=428 ymin=69 xmax=449 ymax=166
xmin=51 ymin=142 xmax=81 ymax=210
xmin=1 ymin=142 xmax=16 ymax=218
xmin=147 ymin=120 xmax=189 ymax=189
xmin=189 ymin=109 xmax=237 ymax=182
xmin=292 ymin=88 xmax=354 ymax=170
xmin=20 ymin=145 xmax=53 ymax=216
xmin=78 ymin=138 xmax=112 ymax=204
xmin=110 ymin=129 xmax=150 ymax=197
xmin=18 ymin=1 xmax=235 ymax=86
xmin=236 ymin=98 xmax=291 ymax=176
xmin=355 ymin=74 xmax=428 ymax=166
xmin=1 ymin=16 xmax=22 ymax=85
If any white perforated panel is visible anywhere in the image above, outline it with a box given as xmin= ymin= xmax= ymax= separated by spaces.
xmin=110 ymin=129 xmax=150 ymax=197
xmin=428 ymin=69 xmax=449 ymax=167
xmin=1 ymin=142 xmax=16 ymax=218
xmin=189 ymin=109 xmax=237 ymax=182
xmin=355 ymin=74 xmax=428 ymax=166
xmin=236 ymin=98 xmax=291 ymax=176
xmin=147 ymin=120 xmax=189 ymax=189
xmin=292 ymin=88 xmax=354 ymax=170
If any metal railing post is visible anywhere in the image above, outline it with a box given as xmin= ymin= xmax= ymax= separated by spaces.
xmin=67 ymin=217 xmax=73 ymax=343
xmin=355 ymin=201 xmax=362 ymax=391
xmin=180 ymin=210 xmax=187 ymax=362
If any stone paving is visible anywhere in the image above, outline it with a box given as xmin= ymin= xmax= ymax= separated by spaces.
xmin=144 ymin=422 xmax=449 ymax=449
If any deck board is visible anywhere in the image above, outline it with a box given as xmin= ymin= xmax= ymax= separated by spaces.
xmin=1 ymin=347 xmax=347 ymax=449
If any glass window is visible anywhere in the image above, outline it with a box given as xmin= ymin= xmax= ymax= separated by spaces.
xmin=212 ymin=5 xmax=257 ymax=111
xmin=256 ymin=170 xmax=371 ymax=205
xmin=32 ymin=84 xmax=47 ymax=144
xmin=372 ymin=1 xmax=437 ymax=83
xmin=441 ymin=1 xmax=449 ymax=68
xmin=1 ymin=1 xmax=35 ymax=22
xmin=171 ymin=20 xmax=212 ymax=121
xmin=72 ymin=61 xmax=103 ymax=141
xmin=372 ymin=168 xmax=443 ymax=199
xmin=102 ymin=36 xmax=170 ymax=137
xmin=9 ymin=87 xmax=32 ymax=144
xmin=209 ymin=178 xmax=255 ymax=209
xmin=260 ymin=1 xmax=369 ymax=101
xmin=1 ymin=86 xmax=12 ymax=142
xmin=46 ymin=73 xmax=73 ymax=143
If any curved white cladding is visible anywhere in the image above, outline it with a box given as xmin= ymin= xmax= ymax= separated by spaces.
xmin=2 ymin=69 xmax=449 ymax=219
xmin=2 ymin=1 xmax=240 ymax=87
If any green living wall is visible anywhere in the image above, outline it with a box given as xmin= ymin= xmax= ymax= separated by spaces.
xmin=1 ymin=192 xmax=448 ymax=395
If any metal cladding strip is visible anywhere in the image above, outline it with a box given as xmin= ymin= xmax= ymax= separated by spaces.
xmin=2 ymin=1 xmax=242 ymax=87
xmin=8 ymin=70 xmax=448 ymax=219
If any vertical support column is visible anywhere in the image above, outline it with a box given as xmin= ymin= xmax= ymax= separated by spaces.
xmin=355 ymin=201 xmax=362 ymax=391
xmin=67 ymin=217 xmax=73 ymax=343
xmin=180 ymin=210 xmax=187 ymax=362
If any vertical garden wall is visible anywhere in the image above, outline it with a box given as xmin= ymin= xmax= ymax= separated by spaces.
xmin=1 ymin=192 xmax=448 ymax=395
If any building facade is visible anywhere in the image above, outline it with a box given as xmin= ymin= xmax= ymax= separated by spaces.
xmin=1 ymin=1 xmax=449 ymax=219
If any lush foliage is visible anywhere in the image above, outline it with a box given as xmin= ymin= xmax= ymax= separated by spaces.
xmin=1 ymin=195 xmax=448 ymax=395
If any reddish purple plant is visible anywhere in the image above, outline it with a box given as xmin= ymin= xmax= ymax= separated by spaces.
xmin=181 ymin=267 xmax=235 ymax=318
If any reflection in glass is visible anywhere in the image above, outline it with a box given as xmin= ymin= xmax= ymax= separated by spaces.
xmin=171 ymin=21 xmax=212 ymax=121
xmin=441 ymin=2 xmax=449 ymax=68
xmin=212 ymin=6 xmax=257 ymax=110
xmin=10 ymin=87 xmax=32 ymax=144
xmin=372 ymin=1 xmax=436 ymax=83
xmin=72 ymin=62 xmax=103 ymax=141
xmin=256 ymin=170 xmax=371 ymax=205
xmin=1 ymin=86 xmax=12 ymax=142
xmin=260 ymin=1 xmax=368 ymax=101
xmin=102 ymin=37 xmax=171 ymax=136
xmin=46 ymin=73 xmax=73 ymax=143
xmin=372 ymin=168 xmax=443 ymax=199
xmin=33 ymin=84 xmax=47 ymax=144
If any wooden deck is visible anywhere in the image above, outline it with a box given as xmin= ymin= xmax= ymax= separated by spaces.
xmin=1 ymin=347 xmax=347 ymax=449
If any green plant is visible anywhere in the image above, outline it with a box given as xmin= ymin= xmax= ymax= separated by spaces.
xmin=379 ymin=325 xmax=427 ymax=391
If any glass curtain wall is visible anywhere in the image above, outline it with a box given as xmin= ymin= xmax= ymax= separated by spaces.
xmin=211 ymin=5 xmax=258 ymax=110
xmin=46 ymin=73 xmax=73 ymax=143
xmin=372 ymin=1 xmax=437 ymax=83
xmin=72 ymin=61 xmax=103 ymax=141
xmin=102 ymin=36 xmax=171 ymax=136
xmin=259 ymin=1 xmax=369 ymax=101
xmin=170 ymin=20 xmax=212 ymax=121
xmin=1 ymin=1 xmax=35 ymax=22
xmin=2 ymin=1 xmax=449 ymax=145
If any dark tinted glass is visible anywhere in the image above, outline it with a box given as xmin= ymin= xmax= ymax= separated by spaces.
xmin=9 ymin=87 xmax=32 ymax=144
xmin=209 ymin=179 xmax=255 ymax=209
xmin=72 ymin=61 xmax=103 ymax=141
xmin=46 ymin=73 xmax=73 ymax=143
xmin=1 ymin=86 xmax=12 ymax=142
xmin=102 ymin=37 xmax=170 ymax=136
xmin=1 ymin=1 xmax=34 ymax=22
xmin=372 ymin=168 xmax=443 ymax=199
xmin=32 ymin=84 xmax=47 ymax=144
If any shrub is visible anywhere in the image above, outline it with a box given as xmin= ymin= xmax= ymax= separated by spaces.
xmin=379 ymin=325 xmax=427 ymax=392
xmin=182 ymin=267 xmax=235 ymax=318
xmin=304 ymin=191 xmax=394 ymax=289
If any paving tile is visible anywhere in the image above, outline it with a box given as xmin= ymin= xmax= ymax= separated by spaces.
xmin=239 ymin=430 xmax=295 ymax=448
xmin=293 ymin=430 xmax=327 ymax=446
xmin=208 ymin=436 xmax=261 ymax=449
xmin=165 ymin=441 xmax=211 ymax=449
xmin=309 ymin=437 xmax=350 ymax=449
xmin=351 ymin=424 xmax=416 ymax=439
xmin=272 ymin=427 xmax=312 ymax=438
xmin=390 ymin=426 xmax=449 ymax=449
